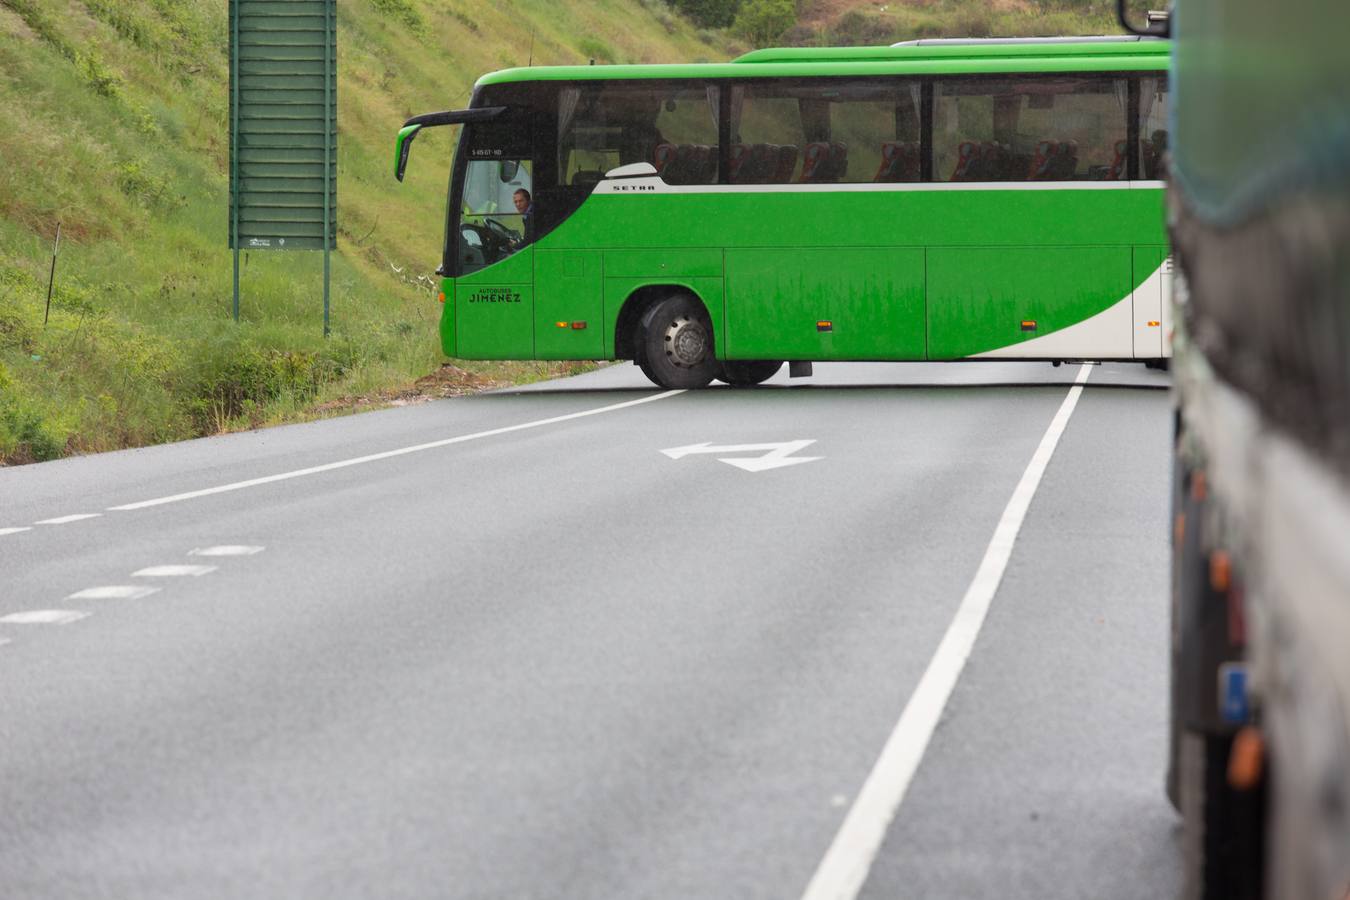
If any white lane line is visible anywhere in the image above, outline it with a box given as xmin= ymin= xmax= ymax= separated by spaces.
xmin=801 ymin=363 xmax=1093 ymax=900
xmin=108 ymin=391 xmax=684 ymax=511
xmin=35 ymin=514 xmax=102 ymax=525
xmin=189 ymin=545 xmax=265 ymax=557
xmin=0 ymin=637 xmax=11 ymax=647
xmin=67 ymin=586 xmax=161 ymax=601
xmin=0 ymin=610 xmax=91 ymax=625
xmin=0 ymin=527 xmax=33 ymax=536
xmin=132 ymin=565 xmax=217 ymax=577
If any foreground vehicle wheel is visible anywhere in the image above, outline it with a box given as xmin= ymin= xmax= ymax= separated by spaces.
xmin=636 ymin=294 xmax=718 ymax=389
xmin=717 ymin=360 xmax=782 ymax=387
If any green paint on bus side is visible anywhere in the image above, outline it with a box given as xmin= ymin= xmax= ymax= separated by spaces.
xmin=422 ymin=43 xmax=1170 ymax=367
xmin=455 ymin=248 xmax=534 ymax=359
xmin=536 ymin=250 xmax=604 ymax=358
xmin=440 ymin=185 xmax=1164 ymax=362
xmin=927 ymin=246 xmax=1129 ymax=358
xmin=725 ymin=247 xmax=926 ymax=360
xmin=439 ymin=278 xmax=456 ymax=357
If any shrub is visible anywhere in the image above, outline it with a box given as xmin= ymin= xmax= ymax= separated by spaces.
xmin=0 ymin=365 xmax=67 ymax=464
xmin=671 ymin=0 xmax=743 ymax=29
xmin=830 ymin=10 xmax=898 ymax=45
xmin=370 ymin=0 xmax=426 ymax=33
xmin=734 ymin=0 xmax=795 ymax=47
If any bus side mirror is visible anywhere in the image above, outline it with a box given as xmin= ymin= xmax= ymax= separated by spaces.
xmin=1117 ymin=0 xmax=1170 ymax=37
xmin=395 ymin=124 xmax=422 ymax=182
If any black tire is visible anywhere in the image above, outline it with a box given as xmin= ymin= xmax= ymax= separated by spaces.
xmin=636 ymin=294 xmax=718 ymax=389
xmin=716 ymin=360 xmax=783 ymax=387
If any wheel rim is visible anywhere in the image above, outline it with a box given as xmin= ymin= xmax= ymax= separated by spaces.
xmin=664 ymin=315 xmax=709 ymax=368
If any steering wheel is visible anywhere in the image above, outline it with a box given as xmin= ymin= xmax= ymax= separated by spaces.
xmin=482 ymin=217 xmax=522 ymax=244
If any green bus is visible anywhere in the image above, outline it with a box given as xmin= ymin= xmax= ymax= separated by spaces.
xmin=395 ymin=37 xmax=1171 ymax=389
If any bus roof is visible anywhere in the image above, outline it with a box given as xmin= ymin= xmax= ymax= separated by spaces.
xmin=476 ymin=39 xmax=1169 ymax=88
xmin=733 ymin=36 xmax=1169 ymax=64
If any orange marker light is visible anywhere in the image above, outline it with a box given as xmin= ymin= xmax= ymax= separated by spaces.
xmin=438 ymin=292 xmax=446 ymax=304
xmin=1021 ymin=320 xmax=1037 ymax=332
xmin=1210 ymin=550 xmax=1232 ymax=593
xmin=555 ymin=321 xmax=569 ymax=329
xmin=1148 ymin=320 xmax=1161 ymax=327
xmin=1228 ymin=726 xmax=1264 ymax=790
xmin=816 ymin=321 xmax=832 ymax=332
xmin=571 ymin=321 xmax=588 ymax=330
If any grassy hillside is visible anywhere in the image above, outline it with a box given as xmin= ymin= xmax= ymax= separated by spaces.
xmin=0 ymin=0 xmax=1116 ymax=465
xmin=0 ymin=0 xmax=734 ymax=463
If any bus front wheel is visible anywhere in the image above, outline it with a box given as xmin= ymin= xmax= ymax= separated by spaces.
xmin=717 ymin=360 xmax=782 ymax=387
xmin=636 ymin=295 xmax=718 ymax=389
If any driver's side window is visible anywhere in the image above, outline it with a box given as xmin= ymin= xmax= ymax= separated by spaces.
xmin=458 ymin=158 xmax=534 ymax=275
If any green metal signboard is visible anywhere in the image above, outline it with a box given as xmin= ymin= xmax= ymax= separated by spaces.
xmin=228 ymin=0 xmax=337 ymax=333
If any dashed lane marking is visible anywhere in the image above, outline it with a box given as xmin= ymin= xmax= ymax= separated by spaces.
xmin=0 ymin=527 xmax=33 ymax=537
xmin=132 ymin=565 xmax=218 ymax=577
xmin=107 ymin=391 xmax=685 ymax=511
xmin=189 ymin=545 xmax=265 ymax=557
xmin=800 ymin=363 xmax=1093 ymax=900
xmin=35 ymin=514 xmax=102 ymax=525
xmin=0 ymin=611 xmax=91 ymax=625
xmin=67 ymin=586 xmax=161 ymax=601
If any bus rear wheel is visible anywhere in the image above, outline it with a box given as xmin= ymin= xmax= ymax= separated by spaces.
xmin=717 ymin=360 xmax=782 ymax=387
xmin=637 ymin=294 xmax=718 ymax=389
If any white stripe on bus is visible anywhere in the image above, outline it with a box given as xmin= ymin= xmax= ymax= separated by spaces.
xmin=593 ymin=178 xmax=1165 ymax=195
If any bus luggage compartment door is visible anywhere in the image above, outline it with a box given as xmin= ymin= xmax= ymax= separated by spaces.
xmin=724 ymin=248 xmax=925 ymax=360
xmin=455 ymin=248 xmax=535 ymax=359
xmin=535 ymin=250 xmax=603 ymax=359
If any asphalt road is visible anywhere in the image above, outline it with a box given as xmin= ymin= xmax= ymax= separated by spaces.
xmin=0 ymin=360 xmax=1178 ymax=899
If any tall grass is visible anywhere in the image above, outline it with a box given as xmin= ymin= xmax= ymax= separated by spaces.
xmin=0 ymin=0 xmax=734 ymax=464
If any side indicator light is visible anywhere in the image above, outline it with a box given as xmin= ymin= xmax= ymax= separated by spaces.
xmin=571 ymin=321 xmax=587 ymax=330
xmin=437 ymin=292 xmax=446 ymax=304
xmin=555 ymin=321 xmax=569 ymax=329
xmin=1148 ymin=320 xmax=1160 ymax=327
xmin=816 ymin=321 xmax=832 ymax=332
xmin=1021 ymin=320 xmax=1037 ymax=331
xmin=1228 ymin=725 xmax=1264 ymax=790
xmin=1210 ymin=550 xmax=1232 ymax=592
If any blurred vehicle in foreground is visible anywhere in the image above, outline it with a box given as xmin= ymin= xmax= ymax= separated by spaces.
xmin=1124 ymin=0 xmax=1350 ymax=896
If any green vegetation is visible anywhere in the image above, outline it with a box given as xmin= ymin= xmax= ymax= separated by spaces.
xmin=0 ymin=0 xmax=1118 ymax=464
xmin=0 ymin=0 xmax=733 ymax=464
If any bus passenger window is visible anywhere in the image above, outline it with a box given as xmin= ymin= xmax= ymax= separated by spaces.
xmin=1139 ymin=76 xmax=1168 ymax=179
xmin=730 ymin=80 xmax=920 ymax=185
xmin=933 ymin=77 xmax=1128 ymax=182
xmin=558 ymin=83 xmax=720 ymax=187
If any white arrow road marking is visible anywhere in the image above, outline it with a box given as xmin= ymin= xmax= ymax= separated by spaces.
xmin=35 ymin=514 xmax=101 ymax=525
xmin=0 ymin=610 xmax=91 ymax=625
xmin=189 ymin=545 xmax=265 ymax=557
xmin=0 ymin=527 xmax=32 ymax=537
xmin=67 ymin=586 xmax=161 ymax=601
xmin=660 ymin=440 xmax=822 ymax=472
xmin=132 ymin=565 xmax=218 ymax=578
